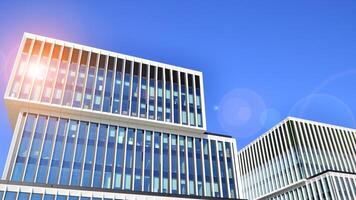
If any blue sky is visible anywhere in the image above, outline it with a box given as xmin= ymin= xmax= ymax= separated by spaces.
xmin=0 ymin=0 xmax=355 ymax=175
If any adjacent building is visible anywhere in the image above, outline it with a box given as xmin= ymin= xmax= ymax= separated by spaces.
xmin=237 ymin=117 xmax=356 ymax=200
xmin=1 ymin=33 xmax=240 ymax=200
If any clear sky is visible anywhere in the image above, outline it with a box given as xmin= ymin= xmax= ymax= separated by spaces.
xmin=0 ymin=1 xmax=355 ymax=175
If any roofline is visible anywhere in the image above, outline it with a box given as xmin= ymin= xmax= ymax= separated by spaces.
xmin=238 ymin=116 xmax=356 ymax=153
xmin=22 ymin=32 xmax=203 ymax=76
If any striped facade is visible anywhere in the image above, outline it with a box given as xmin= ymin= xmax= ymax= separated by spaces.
xmin=2 ymin=33 xmax=241 ymax=200
xmin=237 ymin=117 xmax=356 ymax=200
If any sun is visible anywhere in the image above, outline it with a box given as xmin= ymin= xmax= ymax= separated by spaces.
xmin=28 ymin=63 xmax=46 ymax=80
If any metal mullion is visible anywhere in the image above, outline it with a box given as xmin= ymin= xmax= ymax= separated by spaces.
xmin=43 ymin=116 xmax=60 ymax=184
xmin=177 ymin=134 xmax=181 ymax=194
xmin=79 ymin=121 xmax=92 ymax=187
xmin=54 ymin=117 xmax=70 ymax=185
xmin=90 ymin=52 xmax=101 ymax=110
xmin=307 ymin=124 xmax=323 ymax=174
xmin=137 ymin=63 xmax=142 ymax=117
xmin=145 ymin=65 xmax=150 ymax=118
xmin=68 ymin=120 xmax=81 ymax=185
xmin=38 ymin=42 xmax=55 ymax=101
xmin=154 ymin=65 xmax=158 ymax=120
xmin=199 ymin=74 xmax=206 ymax=129
xmin=69 ymin=49 xmax=83 ymax=107
xmin=111 ymin=126 xmax=118 ymax=189
xmin=334 ymin=129 xmax=352 ymax=172
xmin=280 ymin=125 xmax=295 ymax=184
xmin=99 ymin=124 xmax=110 ymax=188
xmin=5 ymin=35 xmax=31 ymax=97
xmin=177 ymin=72 xmax=182 ymax=125
xmin=131 ymin=129 xmax=137 ymax=190
xmin=310 ymin=124 xmax=326 ymax=172
xmin=296 ymin=121 xmax=312 ymax=178
xmin=184 ymin=73 xmax=190 ymax=125
xmin=185 ymin=136 xmax=189 ymax=195
xmin=14 ymin=39 xmax=35 ymax=98
xmin=169 ymin=69 xmax=174 ymax=123
xmin=270 ymin=130 xmax=282 ymax=191
xmin=159 ymin=132 xmax=163 ymax=193
xmin=168 ymin=133 xmax=172 ymax=194
xmin=119 ymin=59 xmax=126 ymax=114
xmin=258 ymin=139 xmax=266 ymax=195
xmin=109 ymin=57 xmax=118 ymax=113
xmin=200 ymin=138 xmax=206 ymax=196
xmin=222 ymin=142 xmax=230 ymax=198
xmin=343 ymin=130 xmax=356 ymax=170
xmin=79 ymin=51 xmax=92 ymax=109
xmin=317 ymin=125 xmax=332 ymax=170
xmin=99 ymin=55 xmax=109 ymax=112
xmin=255 ymin=140 xmax=264 ymax=196
xmin=6 ymin=112 xmax=26 ymax=180
xmin=20 ymin=114 xmax=40 ymax=181
xmin=252 ymin=143 xmax=260 ymax=197
xmin=121 ymin=127 xmax=128 ymax=190
xmin=245 ymin=147 xmax=252 ymax=198
xmin=59 ymin=47 xmax=74 ymax=105
xmin=193 ymin=138 xmax=198 ymax=195
xmin=90 ymin=121 xmax=101 ymax=187
xmin=207 ymin=140 xmax=214 ymax=197
xmin=192 ymin=75 xmax=198 ymax=127
xmin=49 ymin=45 xmax=65 ymax=102
xmin=276 ymin=127 xmax=289 ymax=186
xmin=150 ymin=131 xmax=154 ymax=192
xmin=128 ymin=60 xmax=134 ymax=115
xmin=284 ymin=123 xmax=299 ymax=183
xmin=327 ymin=128 xmax=342 ymax=171
xmin=28 ymin=41 xmax=46 ymax=100
xmin=33 ymin=115 xmax=51 ymax=182
xmin=262 ymin=137 xmax=271 ymax=193
xmin=162 ymin=67 xmax=166 ymax=122
xmin=303 ymin=123 xmax=318 ymax=175
xmin=141 ymin=130 xmax=146 ymax=192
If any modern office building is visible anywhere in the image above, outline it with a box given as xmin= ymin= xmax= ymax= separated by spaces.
xmin=237 ymin=117 xmax=356 ymax=200
xmin=1 ymin=33 xmax=240 ymax=200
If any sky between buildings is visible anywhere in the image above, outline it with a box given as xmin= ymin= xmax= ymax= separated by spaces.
xmin=0 ymin=0 xmax=355 ymax=174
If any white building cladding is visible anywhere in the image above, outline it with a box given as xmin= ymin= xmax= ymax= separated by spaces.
xmin=237 ymin=117 xmax=356 ymax=200
xmin=2 ymin=33 xmax=240 ymax=200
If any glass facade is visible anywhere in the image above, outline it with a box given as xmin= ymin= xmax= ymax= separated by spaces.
xmin=8 ymin=112 xmax=237 ymax=198
xmin=238 ymin=118 xmax=356 ymax=200
xmin=8 ymin=38 xmax=205 ymax=129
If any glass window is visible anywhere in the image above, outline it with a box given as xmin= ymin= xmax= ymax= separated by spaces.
xmin=103 ymin=126 xmax=116 ymax=189
xmin=148 ymin=66 xmax=156 ymax=119
xmin=171 ymin=134 xmax=178 ymax=194
xmin=82 ymin=123 xmax=98 ymax=187
xmin=144 ymin=131 xmax=152 ymax=192
xmin=134 ymin=130 xmax=144 ymax=191
xmin=124 ymin=128 xmax=135 ymax=190
xmin=31 ymin=193 xmax=43 ymax=200
xmin=18 ymin=192 xmax=30 ymax=200
xmin=93 ymin=124 xmax=108 ymax=187
xmin=36 ymin=117 xmax=58 ymax=183
xmin=73 ymin=51 xmax=88 ymax=107
xmin=48 ymin=118 xmax=68 ymax=184
xmin=162 ymin=133 xmax=169 ymax=193
xmin=24 ymin=115 xmax=47 ymax=182
xmin=114 ymin=127 xmax=126 ymax=189
xmin=211 ymin=140 xmax=220 ymax=197
xmin=12 ymin=114 xmax=36 ymax=181
xmin=4 ymin=191 xmax=17 ymax=200
xmin=103 ymin=57 xmax=115 ymax=112
xmin=44 ymin=194 xmax=55 ymax=200
xmin=41 ymin=45 xmax=61 ymax=103
xmin=218 ymin=142 xmax=228 ymax=197
xmin=187 ymin=137 xmax=195 ymax=195
xmin=153 ymin=132 xmax=161 ymax=192
xmin=59 ymin=120 xmax=79 ymax=185
xmin=83 ymin=53 xmax=97 ymax=109
xmin=71 ymin=122 xmax=89 ymax=186
xmin=195 ymin=138 xmax=203 ymax=196
xmin=203 ymin=139 xmax=212 ymax=196
xmin=139 ymin=64 xmax=148 ymax=118
xmin=52 ymin=47 xmax=70 ymax=104
xmin=121 ymin=60 xmax=132 ymax=115
xmin=179 ymin=136 xmax=187 ymax=194
xmin=195 ymin=76 xmax=203 ymax=127
xmin=225 ymin=142 xmax=236 ymax=198
xmin=173 ymin=71 xmax=180 ymax=124
xmin=62 ymin=49 xmax=79 ymax=106
xmin=130 ymin=63 xmax=139 ymax=116
xmin=180 ymin=72 xmax=188 ymax=125
xmin=157 ymin=68 xmax=163 ymax=121
xmin=188 ymin=75 xmax=195 ymax=126
xmin=112 ymin=58 xmax=123 ymax=114
xmin=93 ymin=55 xmax=106 ymax=111
xmin=165 ymin=69 xmax=172 ymax=122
